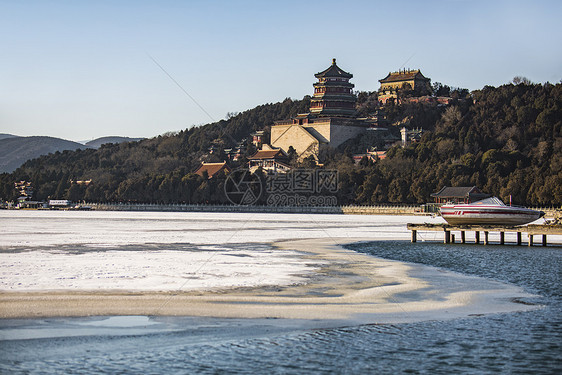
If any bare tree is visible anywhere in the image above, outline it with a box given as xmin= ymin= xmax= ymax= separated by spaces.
xmin=512 ymin=76 xmax=532 ymax=85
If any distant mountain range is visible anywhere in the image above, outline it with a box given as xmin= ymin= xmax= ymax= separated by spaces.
xmin=0 ymin=135 xmax=144 ymax=173
xmin=0 ymin=133 xmax=20 ymax=141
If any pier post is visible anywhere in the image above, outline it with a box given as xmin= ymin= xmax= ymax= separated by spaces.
xmin=405 ymin=223 xmax=559 ymax=247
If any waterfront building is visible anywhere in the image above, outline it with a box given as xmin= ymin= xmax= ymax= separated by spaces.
xmin=431 ymin=186 xmax=490 ymax=204
xmin=14 ymin=181 xmax=43 ymax=208
xmin=48 ymin=200 xmax=71 ymax=207
xmin=14 ymin=180 xmax=33 ymax=199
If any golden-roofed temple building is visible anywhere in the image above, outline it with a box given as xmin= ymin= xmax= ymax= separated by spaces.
xmin=194 ymin=162 xmax=231 ymax=179
xmin=270 ymin=59 xmax=369 ymax=161
xmin=378 ymin=69 xmax=431 ymax=104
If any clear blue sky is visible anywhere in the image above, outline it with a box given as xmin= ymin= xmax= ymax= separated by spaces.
xmin=2 ymin=0 xmax=561 ymax=141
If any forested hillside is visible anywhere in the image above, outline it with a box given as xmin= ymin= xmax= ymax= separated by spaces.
xmin=330 ymin=82 xmax=561 ymax=205
xmin=0 ymin=82 xmax=560 ymax=206
xmin=0 ymin=97 xmax=310 ymax=203
xmin=84 ymin=136 xmax=145 ymax=149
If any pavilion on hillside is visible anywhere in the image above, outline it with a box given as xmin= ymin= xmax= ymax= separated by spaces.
xmin=247 ymin=148 xmax=291 ymax=174
xmin=194 ymin=162 xmax=231 ymax=179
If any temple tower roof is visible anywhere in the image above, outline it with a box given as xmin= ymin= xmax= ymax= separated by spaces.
xmin=314 ymin=58 xmax=353 ymax=79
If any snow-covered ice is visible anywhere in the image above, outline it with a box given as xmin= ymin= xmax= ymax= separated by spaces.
xmin=1 ymin=210 xmax=432 ymax=247
xmin=0 ymin=210 xmax=433 ymax=292
xmin=2 ymin=210 xmax=556 ymax=294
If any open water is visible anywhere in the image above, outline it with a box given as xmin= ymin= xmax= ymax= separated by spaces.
xmin=1 ymin=241 xmax=560 ymax=374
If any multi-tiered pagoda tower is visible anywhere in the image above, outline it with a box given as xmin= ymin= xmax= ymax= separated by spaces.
xmin=270 ymin=59 xmax=367 ymax=161
xmin=310 ymin=59 xmax=356 ymax=117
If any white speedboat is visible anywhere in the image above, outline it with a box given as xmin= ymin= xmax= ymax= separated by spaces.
xmin=440 ymin=197 xmax=544 ymax=226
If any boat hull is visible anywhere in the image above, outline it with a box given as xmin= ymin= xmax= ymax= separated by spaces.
xmin=440 ymin=206 xmax=543 ymax=226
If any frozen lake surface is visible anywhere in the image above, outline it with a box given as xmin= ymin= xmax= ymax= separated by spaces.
xmin=0 ymin=210 xmax=434 ymax=292
xmin=0 ymin=210 xmax=560 ymax=373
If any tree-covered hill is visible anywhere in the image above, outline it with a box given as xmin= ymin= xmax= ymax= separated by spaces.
xmin=330 ymin=82 xmax=561 ymax=206
xmin=0 ymin=97 xmax=310 ymax=203
xmin=0 ymin=82 xmax=560 ymax=206
xmin=84 ymin=136 xmax=145 ymax=149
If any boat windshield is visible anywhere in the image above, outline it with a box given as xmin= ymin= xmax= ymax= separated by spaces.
xmin=471 ymin=197 xmax=506 ymax=206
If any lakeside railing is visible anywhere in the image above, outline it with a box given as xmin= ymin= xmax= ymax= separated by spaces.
xmin=85 ymin=202 xmax=429 ymax=215
xmin=7 ymin=201 xmax=559 ymax=217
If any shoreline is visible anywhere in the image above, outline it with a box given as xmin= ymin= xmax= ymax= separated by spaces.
xmin=2 ymin=203 xmax=430 ymax=216
xmin=0 ymin=238 xmax=539 ymax=323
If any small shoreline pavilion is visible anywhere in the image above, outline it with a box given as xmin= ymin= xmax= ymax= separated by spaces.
xmin=431 ymin=186 xmax=490 ymax=204
xmin=270 ymin=59 xmax=371 ymax=161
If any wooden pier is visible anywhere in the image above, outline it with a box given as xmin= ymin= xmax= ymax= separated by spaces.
xmin=407 ymin=223 xmax=562 ymax=246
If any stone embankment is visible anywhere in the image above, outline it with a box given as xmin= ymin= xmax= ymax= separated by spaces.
xmin=89 ymin=203 xmax=428 ymax=215
xmin=7 ymin=202 xmax=559 ymax=218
